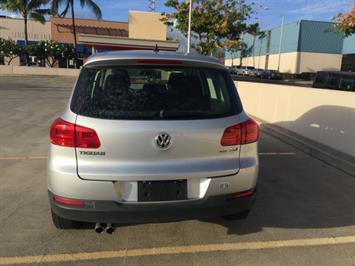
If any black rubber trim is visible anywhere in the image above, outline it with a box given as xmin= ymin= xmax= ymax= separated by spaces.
xmin=49 ymin=190 xmax=256 ymax=224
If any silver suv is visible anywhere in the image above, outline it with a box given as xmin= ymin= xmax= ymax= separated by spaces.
xmin=48 ymin=51 xmax=259 ymax=233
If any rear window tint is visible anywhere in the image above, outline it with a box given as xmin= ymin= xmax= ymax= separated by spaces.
xmin=71 ymin=66 xmax=242 ymax=120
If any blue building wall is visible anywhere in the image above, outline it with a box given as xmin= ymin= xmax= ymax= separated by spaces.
xmin=241 ymin=34 xmax=254 ymax=57
xmin=225 ymin=21 xmax=300 ymax=59
xmin=268 ymin=21 xmax=300 ymax=54
xmin=225 ymin=48 xmax=241 ymax=60
xmin=255 ymin=34 xmax=268 ymax=55
xmin=298 ymin=21 xmax=343 ymax=54
xmin=342 ymin=35 xmax=355 ymax=54
xmin=225 ymin=20 xmax=353 ymax=60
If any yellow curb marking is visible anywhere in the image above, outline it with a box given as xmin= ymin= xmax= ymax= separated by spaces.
xmin=1 ymin=236 xmax=355 ymax=265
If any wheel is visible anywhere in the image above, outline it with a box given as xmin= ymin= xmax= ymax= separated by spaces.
xmin=51 ymin=209 xmax=83 ymax=229
xmin=223 ymin=210 xmax=250 ymax=220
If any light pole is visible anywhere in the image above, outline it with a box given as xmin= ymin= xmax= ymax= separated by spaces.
xmin=149 ymin=0 xmax=156 ymax=12
xmin=277 ymin=16 xmax=284 ymax=72
xmin=187 ymin=0 xmax=192 ymax=53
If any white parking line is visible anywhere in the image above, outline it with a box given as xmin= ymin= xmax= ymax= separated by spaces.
xmin=259 ymin=152 xmax=296 ymax=156
xmin=0 ymin=235 xmax=355 ymax=265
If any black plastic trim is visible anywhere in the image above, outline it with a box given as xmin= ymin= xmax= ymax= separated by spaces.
xmin=49 ymin=190 xmax=256 ymax=224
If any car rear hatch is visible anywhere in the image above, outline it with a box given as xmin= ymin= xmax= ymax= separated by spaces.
xmin=75 ymin=116 xmax=242 ymax=181
xmin=71 ymin=59 xmax=246 ymax=181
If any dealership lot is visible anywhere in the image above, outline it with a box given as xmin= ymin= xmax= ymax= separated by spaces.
xmin=0 ymin=75 xmax=355 ymax=265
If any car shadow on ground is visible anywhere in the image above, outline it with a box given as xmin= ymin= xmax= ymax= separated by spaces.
xmin=202 ymin=106 xmax=355 ymax=235
xmin=202 ymin=161 xmax=355 ymax=235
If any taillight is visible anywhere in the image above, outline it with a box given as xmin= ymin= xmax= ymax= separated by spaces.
xmin=221 ymin=119 xmax=259 ymax=146
xmin=50 ymin=118 xmax=75 ymax=147
xmin=53 ymin=196 xmax=85 ymax=206
xmin=75 ymin=123 xmax=101 ymax=148
xmin=227 ymin=188 xmax=256 ymax=202
xmin=50 ymin=118 xmax=100 ymax=148
xmin=234 ymin=188 xmax=256 ymax=198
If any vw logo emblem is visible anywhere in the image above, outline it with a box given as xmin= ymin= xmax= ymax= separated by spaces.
xmin=155 ymin=133 xmax=172 ymax=150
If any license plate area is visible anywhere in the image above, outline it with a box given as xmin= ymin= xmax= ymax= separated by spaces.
xmin=138 ymin=180 xmax=187 ymax=202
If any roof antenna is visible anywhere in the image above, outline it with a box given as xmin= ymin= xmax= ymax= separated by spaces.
xmin=154 ymin=44 xmax=160 ymax=53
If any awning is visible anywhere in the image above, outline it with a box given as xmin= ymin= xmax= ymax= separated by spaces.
xmin=54 ymin=23 xmax=128 ymax=37
xmin=78 ymin=34 xmax=179 ymax=51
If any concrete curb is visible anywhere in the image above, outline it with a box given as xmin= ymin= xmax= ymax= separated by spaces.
xmin=253 ymin=116 xmax=355 ymax=178
xmin=0 ymin=65 xmax=80 ymax=77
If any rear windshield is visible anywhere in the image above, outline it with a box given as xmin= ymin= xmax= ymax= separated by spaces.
xmin=71 ymin=65 xmax=241 ymax=120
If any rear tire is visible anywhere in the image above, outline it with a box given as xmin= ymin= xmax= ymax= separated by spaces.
xmin=223 ymin=210 xmax=250 ymax=220
xmin=51 ymin=209 xmax=83 ymax=229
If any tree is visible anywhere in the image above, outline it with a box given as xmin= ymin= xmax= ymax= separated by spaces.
xmin=333 ymin=3 xmax=355 ymax=36
xmin=247 ymin=23 xmax=263 ymax=67
xmin=162 ymin=0 xmax=254 ymax=55
xmin=225 ymin=39 xmax=245 ymax=66
xmin=29 ymin=40 xmax=75 ymax=67
xmin=0 ymin=0 xmax=49 ymax=64
xmin=51 ymin=0 xmax=102 ymax=67
xmin=238 ymin=41 xmax=247 ymax=66
xmin=0 ymin=38 xmax=23 ymax=65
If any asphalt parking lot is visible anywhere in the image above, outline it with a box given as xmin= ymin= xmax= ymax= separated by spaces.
xmin=0 ymin=75 xmax=355 ymax=266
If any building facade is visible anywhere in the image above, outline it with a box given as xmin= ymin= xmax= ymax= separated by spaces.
xmin=225 ymin=20 xmax=355 ymax=73
xmin=0 ymin=17 xmax=51 ymax=65
xmin=342 ymin=34 xmax=355 ymax=71
xmin=0 ymin=17 xmax=51 ymax=42
xmin=76 ymin=11 xmax=178 ymax=55
xmin=0 ymin=11 xmax=179 ymax=66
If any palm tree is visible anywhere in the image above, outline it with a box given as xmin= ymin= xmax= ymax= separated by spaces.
xmin=238 ymin=42 xmax=247 ymax=67
xmin=225 ymin=39 xmax=246 ymax=67
xmin=247 ymin=23 xmax=262 ymax=68
xmin=0 ymin=0 xmax=49 ymax=63
xmin=51 ymin=0 xmax=102 ymax=66
xmin=256 ymin=31 xmax=266 ymax=68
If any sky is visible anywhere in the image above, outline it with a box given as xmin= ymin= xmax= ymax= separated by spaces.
xmin=0 ymin=0 xmax=354 ymax=30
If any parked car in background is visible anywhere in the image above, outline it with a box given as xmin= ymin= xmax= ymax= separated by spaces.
xmin=48 ymin=51 xmax=259 ymax=232
xmin=235 ymin=66 xmax=255 ymax=76
xmin=227 ymin=66 xmax=235 ymax=75
xmin=249 ymin=68 xmax=264 ymax=78
xmin=227 ymin=66 xmax=242 ymax=75
xmin=241 ymin=66 xmax=255 ymax=76
xmin=235 ymin=67 xmax=245 ymax=76
xmin=313 ymin=71 xmax=355 ymax=91
xmin=259 ymin=70 xmax=282 ymax=80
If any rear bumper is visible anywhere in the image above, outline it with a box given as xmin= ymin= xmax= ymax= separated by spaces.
xmin=49 ymin=190 xmax=256 ymax=224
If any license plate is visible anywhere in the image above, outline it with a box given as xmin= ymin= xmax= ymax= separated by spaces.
xmin=138 ymin=180 xmax=187 ymax=202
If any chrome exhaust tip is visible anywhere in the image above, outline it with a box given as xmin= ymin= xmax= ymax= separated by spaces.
xmin=94 ymin=223 xmax=105 ymax=234
xmin=105 ymin=223 xmax=115 ymax=234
